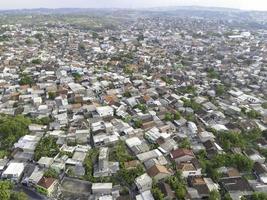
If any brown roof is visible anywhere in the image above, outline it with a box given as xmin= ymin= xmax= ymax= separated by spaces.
xmin=227 ymin=168 xmax=240 ymax=177
xmin=147 ymin=164 xmax=171 ymax=177
xmin=170 ymin=148 xmax=194 ymax=159
xmin=124 ymin=160 xmax=141 ymax=169
xmin=37 ymin=177 xmax=57 ymax=189
xmin=177 ymin=163 xmax=196 ymax=171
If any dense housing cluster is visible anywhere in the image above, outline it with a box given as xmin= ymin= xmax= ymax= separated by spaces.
xmin=0 ymin=8 xmax=267 ymax=200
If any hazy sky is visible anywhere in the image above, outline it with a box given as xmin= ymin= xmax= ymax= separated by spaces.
xmin=0 ymin=0 xmax=267 ymax=11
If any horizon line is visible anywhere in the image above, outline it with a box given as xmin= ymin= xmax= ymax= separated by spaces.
xmin=0 ymin=5 xmax=266 ymax=12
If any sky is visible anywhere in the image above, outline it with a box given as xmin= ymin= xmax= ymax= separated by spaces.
xmin=0 ymin=0 xmax=267 ymax=11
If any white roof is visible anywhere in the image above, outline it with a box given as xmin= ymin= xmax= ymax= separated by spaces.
xmin=136 ymin=190 xmax=154 ymax=200
xmin=126 ymin=137 xmax=142 ymax=148
xmin=3 ymin=162 xmax=24 ymax=176
xmin=137 ymin=149 xmax=162 ymax=162
xmin=92 ymin=183 xmax=113 ymax=190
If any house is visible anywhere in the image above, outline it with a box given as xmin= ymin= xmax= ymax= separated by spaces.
xmin=96 ymin=106 xmax=114 ymax=117
xmin=137 ymin=149 xmax=163 ymax=163
xmin=38 ymin=157 xmax=54 ymax=168
xmin=170 ymin=148 xmax=195 ymax=163
xmin=2 ymin=162 xmax=25 ymax=182
xmin=136 ymin=190 xmax=155 ymax=200
xmin=188 ymin=176 xmax=210 ymax=198
xmin=28 ymin=167 xmax=44 ymax=186
xmin=135 ymin=173 xmax=153 ymax=192
xmin=244 ymin=149 xmax=265 ymax=164
xmin=92 ymin=183 xmax=113 ymax=195
xmin=219 ymin=177 xmax=253 ymax=200
xmin=147 ymin=164 xmax=172 ymax=181
xmin=253 ymin=162 xmax=267 ymax=184
xmin=36 ymin=177 xmax=58 ymax=197
xmin=198 ymin=131 xmax=215 ymax=142
xmin=177 ymin=159 xmax=202 ymax=178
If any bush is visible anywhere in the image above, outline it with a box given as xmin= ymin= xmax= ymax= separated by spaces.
xmin=32 ymin=59 xmax=42 ymax=65
xmin=0 ymin=115 xmax=31 ymax=151
xmin=34 ymin=136 xmax=59 ymax=161
xmin=84 ymin=149 xmax=99 ymax=182
xmin=48 ymin=91 xmax=56 ymax=100
xmin=247 ymin=110 xmax=261 ymax=119
xmin=44 ymin=168 xmax=59 ymax=178
xmin=19 ymin=73 xmax=33 ymax=85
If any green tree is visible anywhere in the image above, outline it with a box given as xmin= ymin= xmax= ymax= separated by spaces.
xmin=123 ymin=91 xmax=132 ymax=98
xmin=164 ymin=112 xmax=173 ymax=121
xmin=223 ymin=193 xmax=233 ymax=200
xmin=84 ymin=149 xmax=99 ymax=182
xmin=247 ymin=110 xmax=261 ymax=119
xmin=10 ymin=191 xmax=28 ymax=200
xmin=151 ymin=184 xmax=164 ymax=200
xmin=0 ymin=115 xmax=31 ymax=150
xmin=111 ymin=140 xmax=133 ymax=163
xmin=179 ymin=138 xmax=191 ymax=149
xmin=167 ymin=172 xmax=187 ymax=199
xmin=31 ymin=59 xmax=42 ymax=65
xmin=262 ymin=102 xmax=267 ymax=109
xmin=251 ymin=192 xmax=267 ymax=200
xmin=34 ymin=136 xmax=59 ymax=161
xmin=25 ymin=38 xmax=33 ymax=45
xmin=19 ymin=73 xmax=33 ymax=86
xmin=207 ymin=68 xmax=220 ymax=79
xmin=216 ymin=85 xmax=226 ymax=96
xmin=209 ymin=190 xmax=221 ymax=200
xmin=0 ymin=181 xmax=12 ymax=200
xmin=48 ymin=92 xmax=56 ymax=100
xmin=133 ymin=119 xmax=143 ymax=128
xmin=44 ymin=168 xmax=59 ymax=178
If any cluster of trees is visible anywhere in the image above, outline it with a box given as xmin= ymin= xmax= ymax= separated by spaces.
xmin=246 ymin=109 xmax=261 ymax=119
xmin=110 ymin=141 xmax=133 ymax=164
xmin=177 ymin=85 xmax=197 ymax=95
xmin=151 ymin=182 xmax=164 ymax=200
xmin=44 ymin=168 xmax=59 ymax=179
xmin=83 ymin=149 xmax=99 ymax=182
xmin=167 ymin=172 xmax=187 ymax=199
xmin=31 ymin=58 xmax=42 ymax=65
xmin=161 ymin=77 xmax=173 ymax=85
xmin=115 ymin=164 xmax=144 ymax=185
xmin=0 ymin=115 xmax=31 ymax=157
xmin=250 ymin=192 xmax=267 ymax=200
xmin=215 ymin=128 xmax=263 ymax=153
xmin=262 ymin=102 xmax=267 ymax=109
xmin=207 ymin=68 xmax=220 ymax=79
xmin=31 ymin=116 xmax=52 ymax=126
xmin=34 ymin=136 xmax=59 ymax=161
xmin=0 ymin=181 xmax=28 ymax=200
xmin=123 ymin=91 xmax=132 ymax=98
xmin=217 ymin=131 xmax=246 ymax=151
xmin=19 ymin=73 xmax=33 ymax=85
xmin=133 ymin=104 xmax=147 ymax=113
xmin=48 ymin=91 xmax=56 ymax=100
xmin=72 ymin=72 xmax=82 ymax=82
xmin=182 ymin=98 xmax=202 ymax=112
xmin=133 ymin=118 xmax=143 ymax=128
xmin=199 ymin=151 xmax=253 ymax=182
xmin=215 ymin=84 xmax=226 ymax=96
xmin=179 ymin=138 xmax=191 ymax=149
xmin=164 ymin=111 xmax=181 ymax=121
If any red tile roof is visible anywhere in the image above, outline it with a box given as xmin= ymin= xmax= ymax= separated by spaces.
xmin=37 ymin=177 xmax=56 ymax=189
xmin=170 ymin=148 xmax=194 ymax=159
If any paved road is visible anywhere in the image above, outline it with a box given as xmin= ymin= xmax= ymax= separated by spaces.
xmin=14 ymin=185 xmax=47 ymax=200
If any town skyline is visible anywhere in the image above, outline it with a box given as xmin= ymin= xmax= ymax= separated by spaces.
xmin=1 ymin=0 xmax=267 ymax=11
